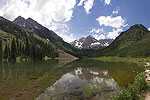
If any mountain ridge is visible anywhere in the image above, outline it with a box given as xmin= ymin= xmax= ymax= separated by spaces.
xmin=96 ymin=24 xmax=150 ymax=57
xmin=0 ymin=16 xmax=59 ymax=60
xmin=13 ymin=16 xmax=63 ymax=42
xmin=13 ymin=16 xmax=79 ymax=56
xmin=71 ymin=35 xmax=113 ymax=49
xmin=1 ymin=16 xmax=150 ymax=58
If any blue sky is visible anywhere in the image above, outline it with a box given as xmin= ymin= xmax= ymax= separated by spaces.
xmin=0 ymin=0 xmax=150 ymax=42
xmin=68 ymin=0 xmax=150 ymax=40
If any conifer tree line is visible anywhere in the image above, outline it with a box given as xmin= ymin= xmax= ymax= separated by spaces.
xmin=0 ymin=36 xmax=58 ymax=61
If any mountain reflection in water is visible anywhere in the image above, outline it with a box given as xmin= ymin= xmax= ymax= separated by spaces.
xmin=35 ymin=67 xmax=121 ymax=100
xmin=0 ymin=59 xmax=144 ymax=100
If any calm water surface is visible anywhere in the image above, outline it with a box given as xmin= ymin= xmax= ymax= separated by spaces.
xmin=0 ymin=59 xmax=144 ymax=100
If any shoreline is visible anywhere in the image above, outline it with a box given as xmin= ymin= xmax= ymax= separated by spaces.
xmin=92 ymin=56 xmax=150 ymax=64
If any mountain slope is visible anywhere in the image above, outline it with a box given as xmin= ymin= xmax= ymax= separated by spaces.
xmin=13 ymin=16 xmax=63 ymax=43
xmin=0 ymin=16 xmax=58 ymax=60
xmin=97 ymin=24 xmax=150 ymax=57
xmin=13 ymin=16 xmax=77 ymax=54
xmin=71 ymin=35 xmax=113 ymax=49
xmin=109 ymin=24 xmax=149 ymax=49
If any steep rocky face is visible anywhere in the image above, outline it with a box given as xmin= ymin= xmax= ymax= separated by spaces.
xmin=0 ymin=16 xmax=5 ymax=21
xmin=13 ymin=16 xmax=42 ymax=29
xmin=13 ymin=16 xmax=77 ymax=54
xmin=70 ymin=37 xmax=85 ymax=48
xmin=13 ymin=16 xmax=26 ymax=26
xmin=82 ymin=35 xmax=98 ymax=48
xmin=71 ymin=35 xmax=113 ymax=49
xmin=13 ymin=16 xmax=63 ymax=43
xmin=0 ymin=17 xmax=59 ymax=59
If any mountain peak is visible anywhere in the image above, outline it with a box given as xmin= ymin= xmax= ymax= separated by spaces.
xmin=13 ymin=16 xmax=42 ymax=29
xmin=27 ymin=17 xmax=36 ymax=22
xmin=129 ymin=24 xmax=148 ymax=32
xmin=14 ymin=16 xmax=25 ymax=22
xmin=70 ymin=35 xmax=113 ymax=49
xmin=0 ymin=16 xmax=6 ymax=21
xmin=109 ymin=24 xmax=150 ymax=49
xmin=87 ymin=35 xmax=94 ymax=38
xmin=13 ymin=16 xmax=65 ymax=45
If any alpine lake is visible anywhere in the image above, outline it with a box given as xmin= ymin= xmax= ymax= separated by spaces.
xmin=0 ymin=59 xmax=145 ymax=100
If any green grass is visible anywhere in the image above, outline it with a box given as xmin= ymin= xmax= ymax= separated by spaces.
xmin=93 ymin=56 xmax=150 ymax=63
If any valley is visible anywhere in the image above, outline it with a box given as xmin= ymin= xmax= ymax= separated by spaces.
xmin=0 ymin=15 xmax=150 ymax=100
xmin=1 ymin=0 xmax=150 ymax=100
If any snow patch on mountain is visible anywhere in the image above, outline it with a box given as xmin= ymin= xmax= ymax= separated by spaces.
xmin=70 ymin=35 xmax=113 ymax=49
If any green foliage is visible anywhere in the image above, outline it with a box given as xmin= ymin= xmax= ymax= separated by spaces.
xmin=95 ymin=24 xmax=150 ymax=58
xmin=134 ymin=72 xmax=147 ymax=93
xmin=11 ymin=38 xmax=17 ymax=60
xmin=113 ymin=72 xmax=147 ymax=100
xmin=93 ymin=56 xmax=150 ymax=63
xmin=113 ymin=90 xmax=133 ymax=100
xmin=0 ymin=18 xmax=59 ymax=61
xmin=0 ymin=38 xmax=3 ymax=61
xmin=4 ymin=41 xmax=8 ymax=59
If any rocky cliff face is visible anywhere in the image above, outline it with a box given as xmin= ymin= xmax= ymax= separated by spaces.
xmin=71 ymin=35 xmax=113 ymax=49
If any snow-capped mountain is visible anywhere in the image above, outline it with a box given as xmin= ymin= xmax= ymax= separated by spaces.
xmin=70 ymin=35 xmax=113 ymax=49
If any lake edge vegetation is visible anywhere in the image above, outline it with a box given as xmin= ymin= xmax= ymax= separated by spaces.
xmin=92 ymin=56 xmax=150 ymax=63
xmin=113 ymin=72 xmax=148 ymax=100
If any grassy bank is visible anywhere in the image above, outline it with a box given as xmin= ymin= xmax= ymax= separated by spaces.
xmin=113 ymin=72 xmax=148 ymax=100
xmin=93 ymin=56 xmax=150 ymax=63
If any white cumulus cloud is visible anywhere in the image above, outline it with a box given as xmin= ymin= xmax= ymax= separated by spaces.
xmin=0 ymin=0 xmax=76 ymax=23
xmin=113 ymin=7 xmax=120 ymax=14
xmin=77 ymin=0 xmax=94 ymax=14
xmin=77 ymin=0 xmax=86 ymax=6
xmin=50 ymin=23 xmax=76 ymax=43
xmin=90 ymin=28 xmax=104 ymax=33
xmin=0 ymin=0 xmax=76 ymax=43
xmin=96 ymin=16 xmax=127 ymax=29
xmin=148 ymin=27 xmax=150 ymax=31
xmin=57 ymin=32 xmax=76 ymax=43
xmin=105 ymin=0 xmax=111 ymax=5
xmin=49 ymin=26 xmax=57 ymax=31
xmin=93 ymin=34 xmax=106 ymax=40
xmin=107 ymin=28 xmax=123 ymax=39
xmin=84 ymin=0 xmax=94 ymax=14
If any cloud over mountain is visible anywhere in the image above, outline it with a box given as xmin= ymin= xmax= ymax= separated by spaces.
xmin=0 ymin=0 xmax=77 ymax=42
xmin=0 ymin=0 xmax=76 ymax=24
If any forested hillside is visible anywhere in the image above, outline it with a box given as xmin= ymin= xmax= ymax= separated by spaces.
xmin=0 ymin=17 xmax=58 ymax=61
xmin=95 ymin=24 xmax=150 ymax=57
xmin=13 ymin=16 xmax=78 ymax=56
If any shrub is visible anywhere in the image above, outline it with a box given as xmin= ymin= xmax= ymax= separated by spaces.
xmin=113 ymin=72 xmax=148 ymax=100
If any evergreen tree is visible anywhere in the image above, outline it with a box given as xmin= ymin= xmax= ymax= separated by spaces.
xmin=8 ymin=44 xmax=11 ymax=58
xmin=32 ymin=45 xmax=36 ymax=59
xmin=0 ymin=39 xmax=3 ymax=61
xmin=19 ymin=42 xmax=22 ymax=56
xmin=22 ymin=45 xmax=25 ymax=56
xmin=16 ymin=38 xmax=19 ymax=56
xmin=25 ymin=36 xmax=29 ymax=57
xmin=11 ymin=38 xmax=16 ymax=60
xmin=4 ymin=41 xmax=8 ymax=59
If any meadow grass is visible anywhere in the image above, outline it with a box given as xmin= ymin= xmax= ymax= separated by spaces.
xmin=93 ymin=56 xmax=150 ymax=63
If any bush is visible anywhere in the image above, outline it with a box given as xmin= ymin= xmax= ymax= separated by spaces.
xmin=134 ymin=72 xmax=147 ymax=93
xmin=113 ymin=72 xmax=148 ymax=100
xmin=113 ymin=90 xmax=132 ymax=100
